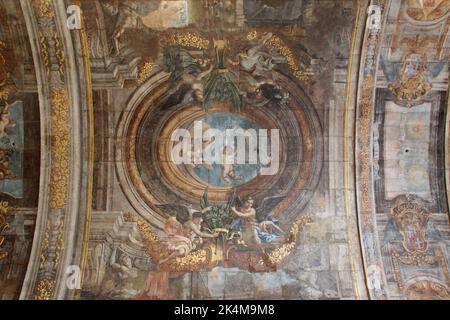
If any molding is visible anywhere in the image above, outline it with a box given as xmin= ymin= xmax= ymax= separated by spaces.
xmin=343 ymin=0 xmax=371 ymax=300
xmin=354 ymin=0 xmax=391 ymax=299
xmin=19 ymin=0 xmax=91 ymax=300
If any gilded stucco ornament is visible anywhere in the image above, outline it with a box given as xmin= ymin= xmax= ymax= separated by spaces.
xmin=33 ymin=0 xmax=54 ymax=18
xmin=166 ymin=32 xmax=210 ymax=50
xmin=137 ymin=61 xmax=154 ymax=84
xmin=265 ymin=216 xmax=313 ymax=265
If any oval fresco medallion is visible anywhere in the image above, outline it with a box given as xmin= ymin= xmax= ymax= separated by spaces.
xmin=116 ymin=32 xmax=323 ymax=273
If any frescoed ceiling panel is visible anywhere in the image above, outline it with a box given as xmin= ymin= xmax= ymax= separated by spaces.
xmin=0 ymin=0 xmax=449 ymax=300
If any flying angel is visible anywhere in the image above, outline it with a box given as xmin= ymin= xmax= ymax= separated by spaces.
xmin=230 ymin=193 xmax=286 ymax=245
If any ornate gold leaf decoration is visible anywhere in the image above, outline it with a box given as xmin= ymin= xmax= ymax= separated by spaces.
xmin=49 ymin=89 xmax=69 ymax=209
xmin=0 ymin=201 xmax=11 ymax=261
xmin=34 ymin=279 xmax=55 ymax=300
xmin=125 ymin=211 xmax=311 ymax=272
xmin=54 ymin=33 xmax=65 ymax=76
xmin=38 ymin=32 xmax=50 ymax=75
xmin=248 ymin=31 xmax=314 ymax=82
xmin=266 ymin=216 xmax=312 ymax=265
xmin=266 ymin=36 xmax=312 ymax=81
xmin=34 ymin=216 xmax=64 ymax=300
xmin=167 ymin=32 xmax=210 ymax=50
xmin=172 ymin=249 xmax=208 ymax=269
xmin=246 ymin=30 xmax=258 ymax=41
xmin=137 ymin=61 xmax=154 ymax=85
xmin=34 ymin=0 xmax=54 ymax=18
xmin=39 ymin=221 xmax=50 ymax=269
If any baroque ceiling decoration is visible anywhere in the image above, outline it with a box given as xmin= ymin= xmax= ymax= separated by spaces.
xmin=0 ymin=0 xmax=449 ymax=301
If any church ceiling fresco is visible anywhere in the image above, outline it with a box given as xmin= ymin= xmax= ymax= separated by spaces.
xmin=0 ymin=0 xmax=449 ymax=301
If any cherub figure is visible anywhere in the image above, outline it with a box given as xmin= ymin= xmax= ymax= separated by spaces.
xmin=230 ymin=195 xmax=285 ymax=246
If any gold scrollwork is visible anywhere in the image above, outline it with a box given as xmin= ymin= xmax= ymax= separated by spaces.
xmin=166 ymin=32 xmax=210 ymax=50
xmin=49 ymin=89 xmax=69 ymax=209
xmin=34 ymin=279 xmax=55 ymax=300
xmin=247 ymin=31 xmax=314 ymax=82
xmin=266 ymin=35 xmax=313 ymax=82
xmin=54 ymin=33 xmax=65 ymax=76
xmin=38 ymin=32 xmax=50 ymax=75
xmin=246 ymin=30 xmax=258 ymax=41
xmin=126 ymin=211 xmax=312 ymax=271
xmin=137 ymin=61 xmax=154 ymax=85
xmin=266 ymin=216 xmax=312 ymax=265
xmin=33 ymin=0 xmax=55 ymax=18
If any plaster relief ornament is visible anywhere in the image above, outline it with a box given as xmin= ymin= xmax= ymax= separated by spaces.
xmin=390 ymin=195 xmax=431 ymax=253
